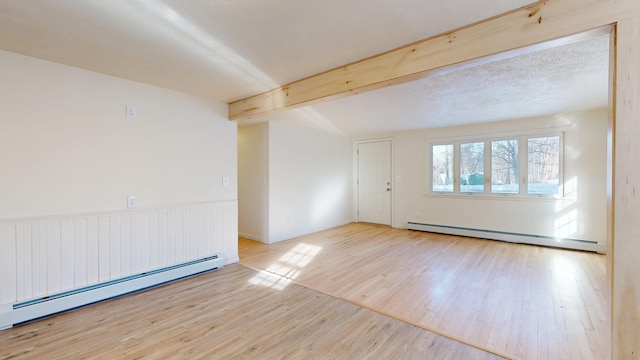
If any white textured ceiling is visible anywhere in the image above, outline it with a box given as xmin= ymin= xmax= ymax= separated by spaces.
xmin=0 ymin=0 xmax=609 ymax=136
xmin=277 ymin=33 xmax=611 ymax=136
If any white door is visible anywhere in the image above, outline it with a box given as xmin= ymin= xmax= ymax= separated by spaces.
xmin=358 ymin=141 xmax=391 ymax=225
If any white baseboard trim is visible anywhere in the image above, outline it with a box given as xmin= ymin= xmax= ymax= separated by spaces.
xmin=224 ymin=256 xmax=240 ymax=265
xmin=271 ymin=220 xmax=354 ymax=244
xmin=238 ymin=232 xmax=264 ymax=243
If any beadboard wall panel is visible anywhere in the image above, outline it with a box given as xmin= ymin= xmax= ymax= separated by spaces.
xmin=0 ymin=201 xmax=238 ymax=306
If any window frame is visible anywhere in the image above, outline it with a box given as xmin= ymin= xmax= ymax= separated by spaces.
xmin=459 ymin=141 xmax=486 ymax=194
xmin=426 ymin=132 xmax=564 ymax=198
xmin=490 ymin=137 xmax=521 ymax=195
xmin=430 ymin=142 xmax=455 ymax=193
xmin=527 ymin=134 xmax=563 ymax=196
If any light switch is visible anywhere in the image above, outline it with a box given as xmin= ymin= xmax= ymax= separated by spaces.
xmin=127 ymin=195 xmax=137 ymax=209
xmin=222 ymin=176 xmax=230 ymax=187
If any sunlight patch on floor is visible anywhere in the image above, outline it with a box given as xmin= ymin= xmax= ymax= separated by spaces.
xmin=278 ymin=243 xmax=323 ymax=268
xmin=248 ymin=243 xmax=322 ymax=290
xmin=248 ymin=270 xmax=291 ymax=291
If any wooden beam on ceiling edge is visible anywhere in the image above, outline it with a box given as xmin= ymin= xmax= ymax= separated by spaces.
xmin=228 ymin=0 xmax=640 ymax=121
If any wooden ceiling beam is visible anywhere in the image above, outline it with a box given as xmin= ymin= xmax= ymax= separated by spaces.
xmin=228 ymin=0 xmax=640 ymax=121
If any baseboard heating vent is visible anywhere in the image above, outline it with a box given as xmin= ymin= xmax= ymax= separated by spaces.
xmin=407 ymin=222 xmax=604 ymax=253
xmin=0 ymin=255 xmax=224 ymax=330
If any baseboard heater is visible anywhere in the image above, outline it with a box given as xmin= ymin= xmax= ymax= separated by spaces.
xmin=406 ymin=222 xmax=604 ymax=253
xmin=0 ymin=255 xmax=224 ymax=330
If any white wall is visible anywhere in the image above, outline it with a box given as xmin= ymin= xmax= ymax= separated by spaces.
xmin=238 ymin=122 xmax=269 ymax=241
xmin=238 ymin=121 xmax=353 ymax=244
xmin=268 ymin=121 xmax=353 ymax=243
xmin=0 ymin=49 xmax=237 ymax=218
xmin=361 ymin=110 xmax=608 ymax=248
xmin=0 ymin=49 xmax=238 ymax=306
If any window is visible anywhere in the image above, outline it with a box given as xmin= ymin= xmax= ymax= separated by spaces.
xmin=428 ymin=133 xmax=562 ymax=197
xmin=432 ymin=144 xmax=454 ymax=192
xmin=528 ymin=136 xmax=560 ymax=195
xmin=460 ymin=142 xmax=484 ymax=193
xmin=491 ymin=139 xmax=519 ymax=194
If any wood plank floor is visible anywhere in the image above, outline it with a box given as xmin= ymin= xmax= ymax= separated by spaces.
xmin=239 ymin=223 xmax=608 ymax=360
xmin=0 ymin=263 xmax=504 ymax=359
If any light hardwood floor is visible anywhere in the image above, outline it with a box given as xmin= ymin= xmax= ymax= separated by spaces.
xmin=0 ymin=263 xmax=503 ymax=359
xmin=239 ymin=223 xmax=607 ymax=360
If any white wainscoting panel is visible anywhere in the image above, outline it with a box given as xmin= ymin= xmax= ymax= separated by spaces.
xmin=0 ymin=201 xmax=238 ymax=306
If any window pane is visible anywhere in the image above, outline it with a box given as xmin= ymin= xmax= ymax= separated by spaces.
xmin=432 ymin=144 xmax=454 ymax=192
xmin=491 ymin=139 xmax=519 ymax=193
xmin=460 ymin=142 xmax=484 ymax=193
xmin=528 ymin=136 xmax=560 ymax=195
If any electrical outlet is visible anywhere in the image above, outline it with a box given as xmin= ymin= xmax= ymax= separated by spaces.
xmin=222 ymin=176 xmax=229 ymax=187
xmin=125 ymin=105 xmax=137 ymax=118
xmin=416 ymin=211 xmax=421 ymax=219
xmin=127 ymin=195 xmax=137 ymax=209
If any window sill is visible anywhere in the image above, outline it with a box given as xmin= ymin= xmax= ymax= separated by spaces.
xmin=424 ymin=192 xmax=568 ymax=202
